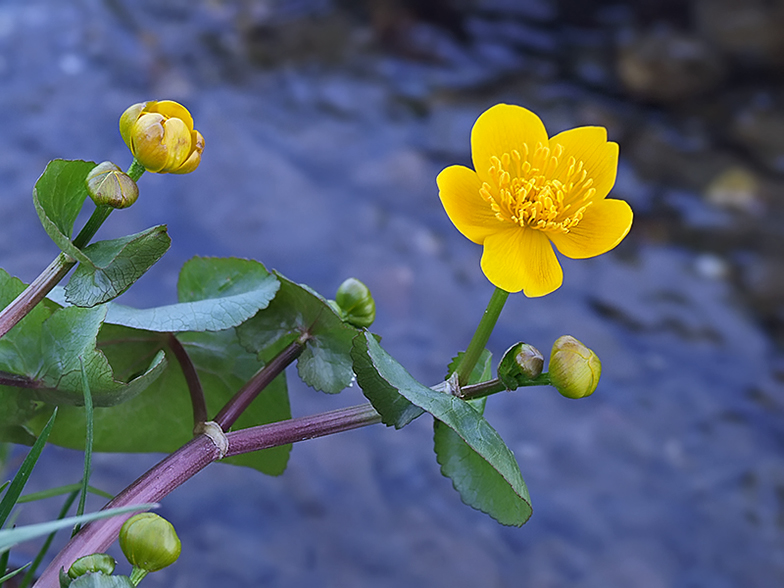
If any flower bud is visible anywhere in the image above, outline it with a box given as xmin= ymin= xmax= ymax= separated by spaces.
xmin=119 ymin=100 xmax=204 ymax=174
xmin=548 ymin=335 xmax=601 ymax=399
xmin=85 ymin=162 xmax=139 ymax=209
xmin=67 ymin=553 xmax=116 ymax=579
xmin=334 ymin=278 xmax=376 ymax=328
xmin=119 ymin=513 xmax=181 ymax=573
xmin=497 ymin=342 xmax=544 ymax=390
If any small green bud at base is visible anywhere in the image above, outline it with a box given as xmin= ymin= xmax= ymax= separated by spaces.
xmin=497 ymin=342 xmax=544 ymax=389
xmin=119 ymin=513 xmax=181 ymax=574
xmin=335 ymin=278 xmax=376 ymax=328
xmin=86 ymin=162 xmax=139 ymax=209
xmin=67 ymin=554 xmax=116 ymax=579
xmin=548 ymin=335 xmax=601 ymax=399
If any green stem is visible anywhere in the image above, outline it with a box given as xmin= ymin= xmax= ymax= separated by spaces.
xmin=129 ymin=566 xmax=148 ymax=586
xmin=127 ymin=159 xmax=146 ymax=182
xmin=456 ymin=287 xmax=509 ymax=386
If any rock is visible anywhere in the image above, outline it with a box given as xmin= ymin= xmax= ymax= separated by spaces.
xmin=730 ymin=94 xmax=784 ymax=173
xmin=616 ymin=26 xmax=725 ymax=103
xmin=694 ymin=0 xmax=784 ymax=68
xmin=704 ymin=166 xmax=764 ymax=215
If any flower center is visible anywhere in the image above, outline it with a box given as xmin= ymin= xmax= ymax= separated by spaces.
xmin=479 ymin=143 xmax=596 ymax=233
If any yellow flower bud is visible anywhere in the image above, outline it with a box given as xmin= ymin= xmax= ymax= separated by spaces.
xmin=119 ymin=100 xmax=204 ymax=174
xmin=548 ymin=335 xmax=601 ymax=399
xmin=334 ymin=278 xmax=376 ymax=328
xmin=119 ymin=513 xmax=181 ymax=574
xmin=85 ymin=162 xmax=139 ymax=209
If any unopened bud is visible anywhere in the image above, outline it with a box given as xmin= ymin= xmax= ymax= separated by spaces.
xmin=119 ymin=513 xmax=181 ymax=574
xmin=67 ymin=553 xmax=116 ymax=579
xmin=548 ymin=335 xmax=601 ymax=399
xmin=120 ymin=100 xmax=204 ymax=174
xmin=498 ymin=342 xmax=544 ymax=390
xmin=86 ymin=162 xmax=139 ymax=209
xmin=334 ymin=278 xmax=376 ymax=328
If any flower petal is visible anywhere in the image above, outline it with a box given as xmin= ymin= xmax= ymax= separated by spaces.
xmin=155 ymin=100 xmax=195 ymax=132
xmin=437 ymin=165 xmax=501 ymax=244
xmin=471 ymin=104 xmax=549 ymax=184
xmin=548 ymin=127 xmax=618 ymax=202
xmin=481 ymin=227 xmax=563 ymax=296
xmin=548 ymin=198 xmax=633 ymax=259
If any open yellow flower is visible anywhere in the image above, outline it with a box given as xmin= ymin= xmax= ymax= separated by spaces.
xmin=437 ymin=104 xmax=632 ymax=296
xmin=120 ymin=100 xmax=204 ymax=174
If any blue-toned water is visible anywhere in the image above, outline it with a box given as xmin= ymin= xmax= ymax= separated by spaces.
xmin=2 ymin=1 xmax=784 ymax=586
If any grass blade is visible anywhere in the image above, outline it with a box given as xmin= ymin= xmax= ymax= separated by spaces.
xmin=0 ymin=410 xmax=57 ymax=529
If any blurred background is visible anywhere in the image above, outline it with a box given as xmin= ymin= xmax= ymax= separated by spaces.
xmin=2 ymin=0 xmax=784 ymax=586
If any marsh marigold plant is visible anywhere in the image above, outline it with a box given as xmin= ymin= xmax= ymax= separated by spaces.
xmin=437 ymin=104 xmax=633 ymax=296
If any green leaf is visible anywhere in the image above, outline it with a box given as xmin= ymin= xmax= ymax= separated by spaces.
xmin=64 ymin=226 xmax=172 ymax=307
xmin=0 ymin=410 xmax=56 ymax=529
xmin=0 ymin=504 xmax=156 ymax=555
xmin=69 ymin=574 xmax=135 ymax=588
xmin=237 ymin=271 xmax=358 ymax=394
xmin=32 ymin=160 xmax=97 ymax=265
xmin=0 ymin=562 xmax=30 ymax=584
xmin=30 ymin=326 xmax=290 ymax=475
xmin=35 ymin=305 xmax=166 ymax=407
xmin=100 ymin=258 xmax=279 ymax=333
xmin=19 ymin=484 xmax=113 ymax=503
xmin=352 ymin=331 xmax=532 ymax=526
xmin=0 ymin=271 xmax=164 ymax=416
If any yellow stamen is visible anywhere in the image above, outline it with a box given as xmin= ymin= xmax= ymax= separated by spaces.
xmin=481 ymin=144 xmax=594 ymax=234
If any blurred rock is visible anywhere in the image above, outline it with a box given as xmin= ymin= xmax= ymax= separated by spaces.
xmin=704 ymin=166 xmax=764 ymax=215
xmin=730 ymin=94 xmax=784 ymax=173
xmin=694 ymin=0 xmax=784 ymax=68
xmin=627 ymin=121 xmax=737 ymax=190
xmin=616 ymin=26 xmax=725 ymax=103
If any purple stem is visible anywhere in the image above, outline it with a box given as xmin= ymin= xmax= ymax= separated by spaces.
xmin=212 ymin=338 xmax=306 ymax=431
xmin=33 ymin=402 xmax=382 ymax=587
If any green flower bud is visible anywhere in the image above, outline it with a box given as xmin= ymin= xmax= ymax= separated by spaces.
xmin=548 ymin=335 xmax=601 ymax=399
xmin=497 ymin=342 xmax=544 ymax=390
xmin=85 ymin=162 xmax=139 ymax=209
xmin=334 ymin=278 xmax=376 ymax=328
xmin=67 ymin=554 xmax=116 ymax=579
xmin=119 ymin=513 xmax=181 ymax=574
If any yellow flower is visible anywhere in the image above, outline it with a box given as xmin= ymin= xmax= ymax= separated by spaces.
xmin=437 ymin=104 xmax=633 ymax=296
xmin=119 ymin=100 xmax=205 ymax=174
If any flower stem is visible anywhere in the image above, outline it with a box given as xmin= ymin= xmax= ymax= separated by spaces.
xmin=32 ymin=402 xmax=383 ymax=588
xmin=213 ymin=337 xmax=307 ymax=431
xmin=166 ymin=334 xmax=208 ymax=428
xmin=456 ymin=287 xmax=509 ymax=386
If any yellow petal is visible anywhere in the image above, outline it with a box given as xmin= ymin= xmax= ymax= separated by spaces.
xmin=481 ymin=227 xmax=563 ymax=296
xmin=548 ymin=198 xmax=633 ymax=259
xmin=548 ymin=127 xmax=618 ymax=202
xmin=131 ymin=114 xmax=168 ymax=172
xmin=171 ymin=130 xmax=205 ymax=174
xmin=161 ymin=117 xmax=193 ymax=171
xmin=156 ymin=100 xmax=195 ymax=132
xmin=437 ymin=165 xmax=501 ymax=244
xmin=119 ymin=103 xmax=146 ymax=150
xmin=471 ymin=104 xmax=549 ymax=185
